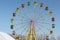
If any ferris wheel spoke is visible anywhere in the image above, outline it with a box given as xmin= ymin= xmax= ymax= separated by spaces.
xmin=15 ymin=26 xmax=27 ymax=34
xmin=22 ymin=26 xmax=30 ymax=35
xmin=37 ymin=21 xmax=51 ymax=24
xmin=37 ymin=27 xmax=49 ymax=35
xmin=14 ymin=23 xmax=25 ymax=26
xmin=37 ymin=19 xmax=51 ymax=23
xmin=14 ymin=24 xmax=26 ymax=31
xmin=38 ymin=22 xmax=51 ymax=25
xmin=35 ymin=25 xmax=42 ymax=31
xmin=36 ymin=11 xmax=50 ymax=19
xmin=14 ymin=27 xmax=23 ymax=32
xmin=14 ymin=22 xmax=27 ymax=25
xmin=37 ymin=16 xmax=51 ymax=21
xmin=14 ymin=25 xmax=25 ymax=30
xmin=20 ymin=26 xmax=29 ymax=35
xmin=21 ymin=25 xmax=30 ymax=35
xmin=35 ymin=26 xmax=44 ymax=35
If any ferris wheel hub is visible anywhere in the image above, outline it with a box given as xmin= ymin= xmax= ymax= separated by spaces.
xmin=30 ymin=20 xmax=34 ymax=22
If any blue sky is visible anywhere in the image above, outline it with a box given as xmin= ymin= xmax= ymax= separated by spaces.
xmin=0 ymin=0 xmax=60 ymax=37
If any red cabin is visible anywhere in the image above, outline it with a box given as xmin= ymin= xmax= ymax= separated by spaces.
xmin=52 ymin=17 xmax=55 ymax=22
xmin=13 ymin=13 xmax=16 ymax=17
xmin=46 ymin=36 xmax=49 ymax=40
xmin=12 ymin=31 xmax=16 ymax=35
xmin=22 ymin=4 xmax=25 ymax=8
xmin=40 ymin=3 xmax=43 ymax=7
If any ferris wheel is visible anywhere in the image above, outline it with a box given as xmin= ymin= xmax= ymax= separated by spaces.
xmin=10 ymin=1 xmax=55 ymax=36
